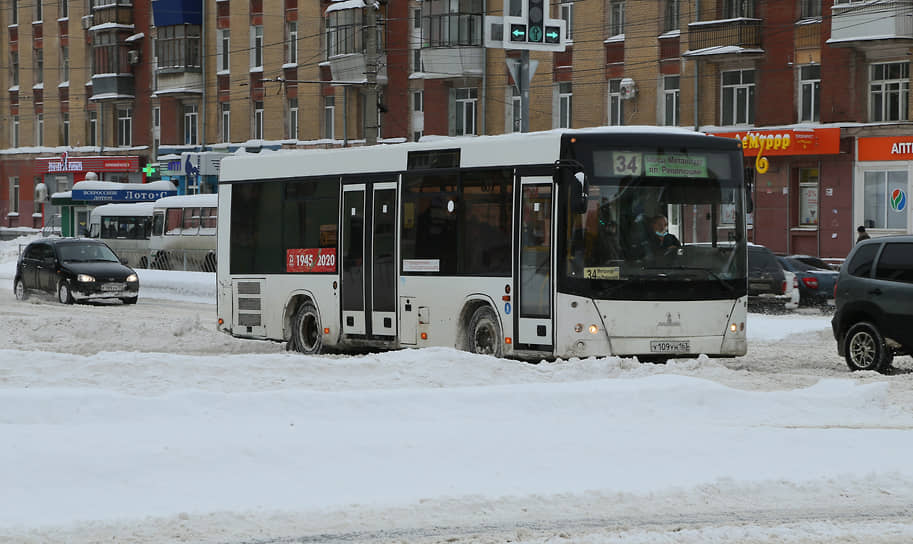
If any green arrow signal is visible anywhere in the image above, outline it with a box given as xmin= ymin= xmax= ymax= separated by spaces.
xmin=546 ymin=30 xmax=559 ymax=39
xmin=512 ymin=28 xmax=524 ymax=37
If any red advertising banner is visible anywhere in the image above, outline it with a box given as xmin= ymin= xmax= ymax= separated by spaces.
xmin=711 ymin=128 xmax=841 ymax=157
xmin=286 ymin=248 xmax=337 ymax=273
xmin=858 ymin=136 xmax=913 ymax=161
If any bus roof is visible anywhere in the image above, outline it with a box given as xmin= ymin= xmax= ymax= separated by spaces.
xmin=152 ymin=193 xmax=219 ymax=209
xmin=219 ymin=126 xmax=727 ymax=183
xmin=90 ymin=202 xmax=155 ymax=218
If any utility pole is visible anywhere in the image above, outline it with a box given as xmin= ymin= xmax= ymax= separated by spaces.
xmin=364 ymin=2 xmax=380 ymax=145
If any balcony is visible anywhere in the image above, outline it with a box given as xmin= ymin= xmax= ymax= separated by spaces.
xmin=829 ymin=0 xmax=913 ymax=48
xmin=326 ymin=23 xmax=388 ymax=83
xmin=326 ymin=52 xmax=388 ymax=84
xmin=685 ymin=18 xmax=763 ymax=59
xmin=418 ymin=12 xmax=484 ymax=76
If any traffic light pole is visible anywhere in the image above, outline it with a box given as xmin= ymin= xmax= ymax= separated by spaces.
xmin=520 ymin=50 xmax=530 ymax=133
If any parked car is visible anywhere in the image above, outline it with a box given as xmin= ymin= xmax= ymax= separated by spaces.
xmin=784 ymin=269 xmax=800 ymax=310
xmin=790 ymin=254 xmax=839 ymax=271
xmin=832 ymin=235 xmax=913 ymax=372
xmin=13 ymin=238 xmax=140 ymax=305
xmin=747 ymin=244 xmax=793 ymax=312
xmin=777 ymin=255 xmax=839 ymax=307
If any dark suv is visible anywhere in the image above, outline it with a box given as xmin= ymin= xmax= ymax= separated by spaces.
xmin=832 ymin=235 xmax=913 ymax=372
xmin=748 ymin=244 xmax=790 ymax=311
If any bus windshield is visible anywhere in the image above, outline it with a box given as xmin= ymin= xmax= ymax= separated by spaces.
xmin=561 ymin=144 xmax=747 ymax=301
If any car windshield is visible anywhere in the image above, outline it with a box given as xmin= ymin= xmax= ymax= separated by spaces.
xmin=783 ymin=257 xmax=818 ymax=272
xmin=57 ymin=243 xmax=120 ymax=263
xmin=794 ymin=256 xmax=833 ymax=270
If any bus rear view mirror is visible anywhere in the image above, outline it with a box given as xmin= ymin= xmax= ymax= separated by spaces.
xmin=564 ymin=170 xmax=588 ymax=214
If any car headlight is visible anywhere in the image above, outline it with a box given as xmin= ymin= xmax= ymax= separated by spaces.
xmin=126 ymin=274 xmax=138 ymax=283
xmin=77 ymin=274 xmax=95 ymax=283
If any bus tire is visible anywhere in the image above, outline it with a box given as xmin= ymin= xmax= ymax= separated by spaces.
xmin=203 ymin=253 xmax=217 ymax=273
xmin=468 ymin=305 xmax=502 ymax=358
xmin=292 ymin=301 xmax=323 ymax=355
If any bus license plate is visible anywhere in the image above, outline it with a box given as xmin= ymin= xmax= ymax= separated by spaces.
xmin=650 ymin=340 xmax=690 ymax=353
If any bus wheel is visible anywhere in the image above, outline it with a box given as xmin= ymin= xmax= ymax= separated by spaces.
xmin=292 ymin=301 xmax=323 ymax=354
xmin=203 ymin=253 xmax=217 ymax=273
xmin=468 ymin=305 xmax=502 ymax=358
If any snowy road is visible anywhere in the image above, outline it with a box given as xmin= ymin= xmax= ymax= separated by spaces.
xmin=2 ymin=260 xmax=913 ymax=543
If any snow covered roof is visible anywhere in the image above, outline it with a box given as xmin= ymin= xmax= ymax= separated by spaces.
xmin=683 ymin=45 xmax=764 ymax=57
xmin=73 ymin=180 xmax=177 ymax=192
xmin=153 ymin=193 xmax=218 ymax=209
xmin=326 ymin=0 xmax=366 ymax=14
xmin=91 ymin=202 xmax=155 ymax=217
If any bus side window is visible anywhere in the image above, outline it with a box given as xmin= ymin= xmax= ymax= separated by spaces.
xmin=166 ymin=208 xmax=183 ymax=235
xmin=152 ymin=213 xmax=165 ymax=237
xmin=183 ymin=207 xmax=200 ymax=235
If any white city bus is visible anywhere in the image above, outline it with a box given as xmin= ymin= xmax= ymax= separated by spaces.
xmin=216 ymin=127 xmax=749 ymax=360
xmin=150 ymin=194 xmax=218 ymax=272
xmin=88 ymin=202 xmax=155 ymax=268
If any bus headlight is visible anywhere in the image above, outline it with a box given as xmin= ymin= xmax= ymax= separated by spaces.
xmin=588 ymin=324 xmax=599 ymax=334
xmin=126 ymin=274 xmax=138 ymax=282
xmin=730 ymin=323 xmax=738 ymax=332
xmin=77 ymin=274 xmax=95 ymax=283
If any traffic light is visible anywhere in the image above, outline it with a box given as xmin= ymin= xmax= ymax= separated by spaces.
xmin=527 ymin=0 xmax=544 ymax=42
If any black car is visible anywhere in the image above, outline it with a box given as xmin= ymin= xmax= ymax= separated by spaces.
xmin=832 ymin=235 xmax=913 ymax=372
xmin=777 ymin=255 xmax=838 ymax=307
xmin=14 ymin=238 xmax=140 ymax=304
xmin=748 ymin=244 xmax=791 ymax=311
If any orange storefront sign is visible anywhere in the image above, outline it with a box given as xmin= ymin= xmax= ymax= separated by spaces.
xmin=713 ymin=127 xmax=842 ymax=157
xmin=858 ymin=136 xmax=913 ymax=161
xmin=712 ymin=127 xmax=841 ymax=173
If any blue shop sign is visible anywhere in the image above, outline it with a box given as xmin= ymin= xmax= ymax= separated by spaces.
xmin=72 ymin=188 xmax=178 ymax=202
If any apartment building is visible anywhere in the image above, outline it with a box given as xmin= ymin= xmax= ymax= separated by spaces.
xmin=2 ymin=0 xmax=912 ymax=258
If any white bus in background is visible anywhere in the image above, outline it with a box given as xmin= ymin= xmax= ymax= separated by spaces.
xmin=216 ymin=127 xmax=749 ymax=361
xmin=88 ymin=202 xmax=155 ymax=268
xmin=149 ymin=193 xmax=218 ymax=272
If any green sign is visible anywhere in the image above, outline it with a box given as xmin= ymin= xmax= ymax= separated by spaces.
xmin=545 ymin=26 xmax=560 ymax=43
xmin=510 ymin=24 xmax=527 ymax=41
xmin=644 ymin=154 xmax=709 ymax=178
xmin=528 ymin=24 xmax=543 ymax=42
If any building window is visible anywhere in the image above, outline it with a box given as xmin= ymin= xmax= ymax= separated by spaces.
xmin=414 ymin=130 xmax=423 ymax=141
xmin=864 ymin=170 xmax=908 ymax=229
xmin=454 ymin=87 xmax=477 ymax=136
xmin=870 ymin=62 xmax=909 ymax=122
xmin=155 ymin=24 xmax=202 ymax=70
xmin=557 ymin=81 xmax=572 ymax=128
xmin=288 ymin=98 xmax=299 ymax=139
xmin=324 ymin=96 xmax=335 ymax=139
xmin=326 ymin=8 xmax=367 ymax=57
xmin=11 ymin=0 xmax=17 ymax=25
xmin=153 ymin=106 xmax=160 ymax=152
xmin=60 ymin=0 xmax=68 ymax=19
xmin=34 ymin=0 xmax=41 ymax=22
xmin=608 ymin=79 xmax=624 ymax=125
xmin=183 ymin=103 xmax=198 ymax=145
xmin=422 ymin=0 xmax=482 ymax=47
xmin=413 ymin=8 xmax=421 ymax=29
xmin=88 ymin=111 xmax=97 ymax=146
xmin=253 ymin=101 xmax=264 ymax=139
xmin=34 ymin=48 xmax=43 ymax=84
xmin=11 ymin=115 xmax=19 ymax=147
xmin=220 ymin=102 xmax=230 ymax=143
xmin=663 ymin=75 xmax=680 ymax=126
xmin=799 ymin=64 xmax=820 ymax=122
xmin=413 ymin=90 xmax=423 ymax=113
xmin=560 ymin=2 xmax=573 ymax=41
xmin=217 ymin=29 xmax=230 ymax=72
xmin=60 ymin=46 xmax=69 ymax=82
xmin=62 ymin=112 xmax=69 ymax=145
xmin=413 ymin=49 xmax=422 ymax=72
xmin=10 ymin=51 xmax=19 ymax=86
xmin=721 ymin=68 xmax=755 ymax=125
xmin=663 ymin=0 xmax=679 ymax=32
xmin=35 ymin=114 xmax=43 ymax=146
xmin=9 ymin=177 xmax=20 ymax=214
xmin=609 ymin=1 xmax=625 ymax=37
xmin=723 ymin=0 xmax=755 ymax=18
xmin=251 ymin=26 xmax=264 ymax=69
xmin=117 ymin=106 xmax=132 ymax=147
xmin=798 ymin=168 xmax=819 ymax=226
xmin=800 ymin=0 xmax=820 ymax=18
xmin=286 ymin=21 xmax=298 ymax=64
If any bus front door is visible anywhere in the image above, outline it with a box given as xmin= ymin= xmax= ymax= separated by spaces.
xmin=517 ymin=180 xmax=553 ymax=349
xmin=341 ymin=182 xmax=398 ymax=338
